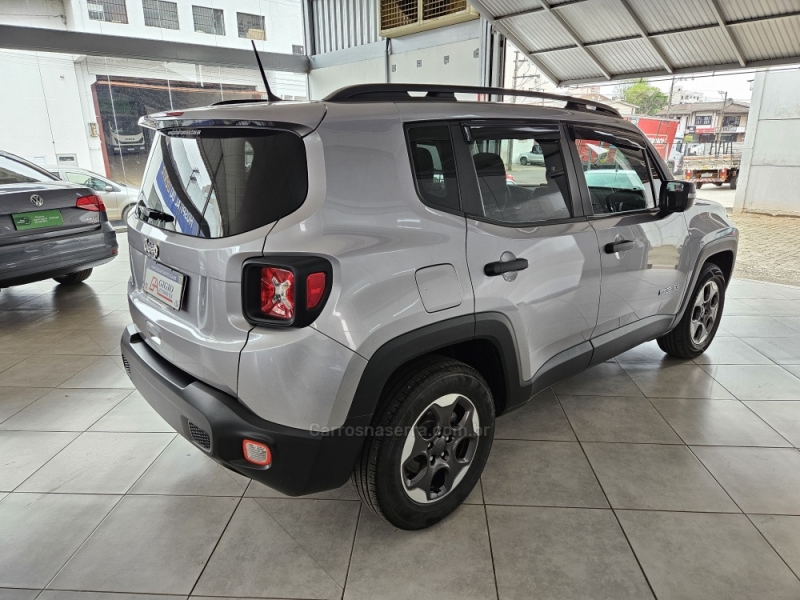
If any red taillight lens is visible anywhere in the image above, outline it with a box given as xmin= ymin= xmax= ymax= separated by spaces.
xmin=76 ymin=194 xmax=106 ymax=212
xmin=306 ymin=272 xmax=326 ymax=309
xmin=242 ymin=439 xmax=271 ymax=466
xmin=260 ymin=266 xmax=294 ymax=320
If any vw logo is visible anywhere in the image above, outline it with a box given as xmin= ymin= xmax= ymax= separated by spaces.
xmin=144 ymin=238 xmax=159 ymax=259
xmin=30 ymin=195 xmax=44 ymax=207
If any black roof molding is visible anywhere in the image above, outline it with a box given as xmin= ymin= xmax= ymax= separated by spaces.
xmin=324 ymin=83 xmax=621 ymax=117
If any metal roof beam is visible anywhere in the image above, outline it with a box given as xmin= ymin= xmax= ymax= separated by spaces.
xmin=536 ymin=0 xmax=612 ymax=80
xmin=469 ymin=0 xmax=563 ymax=85
xmin=495 ymin=0 xmax=590 ymax=21
xmin=616 ymin=0 xmax=673 ymax=73
xmin=707 ymin=0 xmax=747 ymax=67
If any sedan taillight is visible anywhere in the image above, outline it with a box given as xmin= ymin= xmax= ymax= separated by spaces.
xmin=76 ymin=194 xmax=106 ymax=212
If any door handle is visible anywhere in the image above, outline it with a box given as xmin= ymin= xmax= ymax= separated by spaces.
xmin=605 ymin=240 xmax=635 ymax=254
xmin=484 ymin=258 xmax=529 ymax=276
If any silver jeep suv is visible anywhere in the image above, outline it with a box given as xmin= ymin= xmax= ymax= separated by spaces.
xmin=121 ymin=84 xmax=737 ymax=530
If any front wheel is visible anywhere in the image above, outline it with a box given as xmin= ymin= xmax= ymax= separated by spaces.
xmin=657 ymin=263 xmax=726 ymax=359
xmin=53 ymin=268 xmax=93 ymax=285
xmin=352 ymin=358 xmax=494 ymax=530
xmin=696 ymin=182 xmax=704 ymax=189
xmin=729 ymin=177 xmax=737 ymax=190
xmin=519 ymin=156 xmax=528 ymax=165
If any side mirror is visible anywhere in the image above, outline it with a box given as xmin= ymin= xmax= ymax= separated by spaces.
xmin=104 ymin=185 xmax=114 ymax=192
xmin=660 ymin=180 xmax=696 ymax=212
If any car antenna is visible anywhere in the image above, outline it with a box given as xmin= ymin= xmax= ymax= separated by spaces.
xmin=251 ymin=40 xmax=282 ymax=102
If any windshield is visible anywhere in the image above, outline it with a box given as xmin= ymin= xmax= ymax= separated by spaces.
xmin=0 ymin=155 xmax=57 ymax=185
xmin=137 ymin=128 xmax=308 ymax=238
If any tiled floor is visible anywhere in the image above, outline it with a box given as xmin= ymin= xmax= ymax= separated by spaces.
xmin=2 ymin=235 xmax=800 ymax=600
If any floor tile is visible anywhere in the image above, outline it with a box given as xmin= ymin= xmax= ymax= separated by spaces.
xmin=741 ymin=337 xmax=800 ymax=365
xmin=618 ymin=510 xmax=800 ymax=600
xmin=0 ymin=387 xmax=51 ymax=422
xmin=39 ymin=592 xmax=182 ymax=600
xmin=0 ymin=328 xmax=73 ymax=354
xmin=0 ymin=431 xmax=78 ymax=491
xmin=0 ymin=354 xmax=32 ymax=374
xmin=195 ymin=498 xmax=359 ymax=599
xmin=615 ymin=340 xmax=688 ymax=365
xmin=40 ymin=331 xmax=109 ymax=356
xmin=0 ymin=355 xmax=99 ymax=387
xmin=693 ymin=446 xmax=800 ymax=514
xmin=651 ymin=398 xmax=791 ymax=446
xmin=720 ymin=316 xmax=800 ymax=338
xmin=0 ymin=590 xmax=39 ymax=600
xmin=344 ymin=504 xmax=496 ymax=600
xmin=488 ymin=506 xmax=652 ymax=600
xmin=0 ymin=389 xmax=131 ymax=431
xmin=553 ymin=363 xmax=643 ymax=397
xmin=89 ymin=392 xmax=173 ymax=432
xmin=584 ymin=442 xmax=738 ymax=512
xmin=784 ymin=364 xmax=800 ymax=378
xmin=131 ymin=436 xmax=248 ymax=497
xmin=693 ymin=336 xmax=774 ymax=365
xmin=559 ymin=395 xmax=681 ymax=443
xmin=0 ymin=493 xmax=120 ymax=588
xmin=51 ymin=495 xmax=238 ymax=595
xmin=59 ymin=356 xmax=134 ymax=389
xmin=494 ymin=389 xmax=576 ymax=441
xmin=482 ymin=440 xmax=607 ymax=508
xmin=744 ymin=401 xmax=800 ymax=447
xmin=700 ymin=365 xmax=800 ymax=400
xmin=750 ymin=514 xmax=800 ymax=578
xmin=727 ymin=282 xmax=791 ymax=300
xmin=740 ymin=299 xmax=800 ymax=317
xmin=721 ymin=298 xmax=765 ymax=316
xmin=778 ymin=317 xmax=800 ymax=334
xmin=621 ymin=364 xmax=734 ymax=399
xmin=18 ymin=432 xmax=173 ymax=494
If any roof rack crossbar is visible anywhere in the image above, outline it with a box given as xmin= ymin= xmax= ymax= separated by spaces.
xmin=324 ymin=84 xmax=621 ymax=117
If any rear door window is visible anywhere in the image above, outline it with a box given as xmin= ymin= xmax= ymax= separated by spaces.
xmin=407 ymin=125 xmax=461 ymax=212
xmin=137 ymin=128 xmax=308 ymax=238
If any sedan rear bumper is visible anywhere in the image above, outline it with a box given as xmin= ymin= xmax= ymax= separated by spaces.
xmin=0 ymin=223 xmax=117 ymax=286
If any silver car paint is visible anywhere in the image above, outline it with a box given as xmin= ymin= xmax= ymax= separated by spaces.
xmin=126 ymin=98 xmax=734 ymax=432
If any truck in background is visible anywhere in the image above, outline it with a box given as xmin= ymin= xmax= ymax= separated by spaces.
xmin=625 ymin=116 xmax=679 ymax=166
xmin=682 ymin=141 xmax=741 ymax=189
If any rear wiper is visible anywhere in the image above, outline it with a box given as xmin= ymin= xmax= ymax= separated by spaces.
xmin=137 ymin=204 xmax=174 ymax=223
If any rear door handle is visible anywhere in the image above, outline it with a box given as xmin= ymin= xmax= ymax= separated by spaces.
xmin=484 ymin=258 xmax=529 ymax=276
xmin=605 ymin=240 xmax=635 ymax=254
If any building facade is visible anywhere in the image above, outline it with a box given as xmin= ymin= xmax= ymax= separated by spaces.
xmin=0 ymin=0 xmax=306 ymax=186
xmin=658 ymin=100 xmax=750 ymax=144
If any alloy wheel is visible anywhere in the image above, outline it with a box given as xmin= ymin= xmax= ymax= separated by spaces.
xmin=399 ymin=393 xmax=480 ymax=504
xmin=690 ymin=280 xmax=720 ymax=346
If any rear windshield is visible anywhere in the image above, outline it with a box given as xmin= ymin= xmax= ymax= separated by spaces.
xmin=0 ymin=155 xmax=56 ymax=185
xmin=137 ymin=128 xmax=308 ymax=238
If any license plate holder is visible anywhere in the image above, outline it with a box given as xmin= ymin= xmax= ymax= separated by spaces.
xmin=143 ymin=258 xmax=186 ymax=311
xmin=12 ymin=210 xmax=64 ymax=230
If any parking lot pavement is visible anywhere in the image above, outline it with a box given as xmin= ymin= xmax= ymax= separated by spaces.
xmin=1 ymin=234 xmax=800 ymax=599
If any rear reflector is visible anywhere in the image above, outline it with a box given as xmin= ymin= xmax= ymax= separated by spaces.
xmin=243 ymin=439 xmax=272 ymax=466
xmin=76 ymin=194 xmax=106 ymax=212
xmin=260 ymin=266 xmax=294 ymax=320
xmin=306 ymin=272 xmax=326 ymax=309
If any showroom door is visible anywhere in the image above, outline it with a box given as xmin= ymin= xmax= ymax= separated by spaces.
xmin=568 ymin=125 xmax=690 ymax=338
xmin=455 ymin=122 xmax=602 ymax=382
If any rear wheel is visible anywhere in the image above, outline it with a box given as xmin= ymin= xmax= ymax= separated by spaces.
xmin=657 ymin=263 xmax=725 ymax=359
xmin=696 ymin=182 xmax=704 ymax=189
xmin=714 ymin=182 xmax=723 ymax=187
xmin=519 ymin=156 xmax=528 ymax=165
xmin=53 ymin=268 xmax=93 ymax=285
xmin=121 ymin=204 xmax=133 ymax=224
xmin=729 ymin=177 xmax=737 ymax=190
xmin=352 ymin=358 xmax=494 ymax=530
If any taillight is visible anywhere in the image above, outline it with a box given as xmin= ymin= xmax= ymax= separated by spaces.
xmin=260 ymin=267 xmax=294 ymax=320
xmin=76 ymin=194 xmax=106 ymax=212
xmin=306 ymin=272 xmax=326 ymax=309
xmin=243 ymin=257 xmax=332 ymax=328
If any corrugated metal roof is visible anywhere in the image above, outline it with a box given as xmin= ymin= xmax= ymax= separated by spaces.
xmin=470 ymin=0 xmax=800 ymax=85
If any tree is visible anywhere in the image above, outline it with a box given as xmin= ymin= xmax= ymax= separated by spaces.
xmin=622 ymin=79 xmax=669 ymax=115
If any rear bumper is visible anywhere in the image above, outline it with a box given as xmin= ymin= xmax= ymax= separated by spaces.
xmin=0 ymin=224 xmax=118 ymax=287
xmin=120 ymin=324 xmax=369 ymax=496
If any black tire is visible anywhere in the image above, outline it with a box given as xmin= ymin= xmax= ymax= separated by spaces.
xmin=657 ymin=263 xmax=726 ymax=359
xmin=729 ymin=177 xmax=737 ymax=190
xmin=53 ymin=268 xmax=93 ymax=285
xmin=352 ymin=357 xmax=495 ymax=530
xmin=696 ymin=182 xmax=704 ymax=189
xmin=519 ymin=156 xmax=528 ymax=165
xmin=714 ymin=182 xmax=723 ymax=187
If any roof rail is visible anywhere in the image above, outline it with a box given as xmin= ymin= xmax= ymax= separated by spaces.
xmin=324 ymin=84 xmax=621 ymax=118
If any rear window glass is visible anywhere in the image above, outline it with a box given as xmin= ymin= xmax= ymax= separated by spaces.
xmin=0 ymin=156 xmax=55 ymax=185
xmin=137 ymin=129 xmax=308 ymax=238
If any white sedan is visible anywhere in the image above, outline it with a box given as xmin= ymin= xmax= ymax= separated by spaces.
xmin=46 ymin=166 xmax=138 ymax=221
